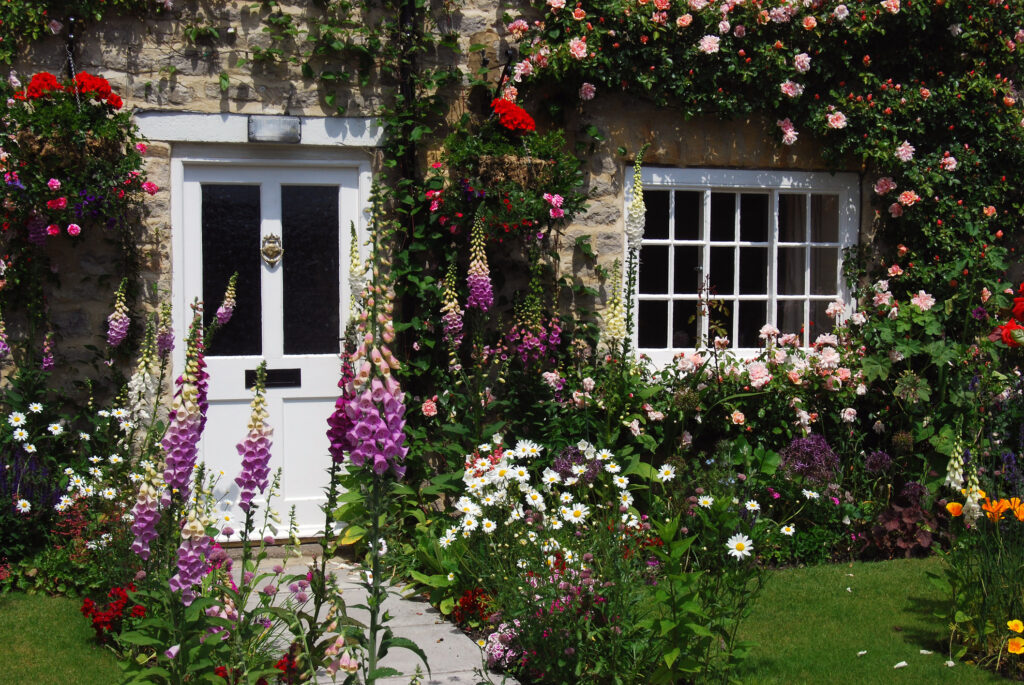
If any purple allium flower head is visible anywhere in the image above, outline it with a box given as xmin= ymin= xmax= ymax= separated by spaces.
xmin=107 ymin=279 xmax=131 ymax=347
xmin=779 ymin=434 xmax=839 ymax=486
xmin=234 ymin=364 xmax=273 ymax=511
xmin=465 ymin=215 xmax=493 ymax=312
xmin=865 ymin=450 xmax=892 ymax=474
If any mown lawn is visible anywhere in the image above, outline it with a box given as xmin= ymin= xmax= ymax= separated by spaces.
xmin=739 ymin=556 xmax=1007 ymax=683
xmin=0 ymin=591 xmax=121 ymax=684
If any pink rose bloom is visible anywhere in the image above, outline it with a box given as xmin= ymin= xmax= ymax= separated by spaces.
xmin=549 ymin=207 xmax=565 ymax=219
xmin=688 ymin=0 xmax=708 ymax=9
xmin=547 ymin=0 xmax=565 ymax=10
xmin=582 ymin=376 xmax=595 ymax=392
xmin=734 ymin=25 xmax=746 ymax=37
xmin=422 ymin=399 xmax=438 ymax=417
xmin=777 ymin=118 xmax=798 ymax=145
xmin=714 ymin=336 xmax=729 ymax=349
xmin=46 ymin=197 xmax=67 ymax=210
xmin=910 ymin=290 xmax=936 ymax=311
xmin=579 ymin=82 xmax=596 ymax=101
xmin=940 ymin=155 xmax=957 ymax=171
xmin=802 ymin=16 xmax=817 ymax=30
xmin=718 ymin=19 xmax=730 ymax=34
xmin=67 ymin=223 xmax=81 ymax=236
xmin=759 ymin=323 xmax=780 ymax=339
xmin=787 ymin=369 xmax=803 ymax=384
xmin=502 ymin=86 xmax=518 ymax=102
xmin=817 ymin=346 xmax=840 ymax=369
xmin=840 ymin=407 xmax=857 ymax=423
xmin=135 ymin=142 xmax=148 ymax=154
xmin=836 ymin=367 xmax=852 ymax=382
xmin=572 ymin=7 xmax=585 ymax=19
xmin=793 ymin=53 xmax=811 ymax=73
xmin=47 ymin=178 xmax=61 ymax=191
xmin=654 ymin=0 xmax=669 ymax=9
xmin=568 ymin=36 xmax=587 ymax=59
xmin=780 ymin=80 xmax=804 ymax=98
xmin=898 ymin=190 xmax=920 ymax=206
xmin=887 ymin=264 xmax=904 ymax=277
xmin=698 ymin=35 xmax=720 ymax=53
xmin=142 ymin=182 xmax=159 ymax=195
xmin=895 ymin=140 xmax=915 ymax=162
xmin=506 ymin=18 xmax=529 ymax=40
xmin=731 ymin=410 xmax=745 ymax=425
xmin=983 ymin=205 xmax=997 ymax=217
xmin=833 ymin=4 xmax=849 ymax=20
xmin=888 ymin=202 xmax=903 ymax=217
xmin=46 ymin=224 xmax=59 ymax=236
xmin=826 ymin=111 xmax=848 ymax=129
xmin=873 ymin=177 xmax=897 ymax=195
xmin=881 ymin=0 xmax=899 ymax=14
xmin=981 ymin=287 xmax=992 ymax=303
xmin=677 ymin=13 xmax=693 ymax=27
xmin=873 ymin=291 xmax=893 ymax=306
xmin=512 ymin=59 xmax=533 ymax=82
xmin=779 ymin=333 xmax=800 ymax=346
xmin=825 ymin=301 xmax=845 ymax=318
xmin=747 ymin=362 xmax=772 ymax=388
xmin=920 ymin=87 xmax=931 ymax=99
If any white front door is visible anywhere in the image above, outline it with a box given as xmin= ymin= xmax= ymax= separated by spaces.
xmin=173 ymin=159 xmax=364 ymax=536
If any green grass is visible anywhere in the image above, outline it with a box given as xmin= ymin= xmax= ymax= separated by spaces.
xmin=0 ymin=592 xmax=122 ymax=684
xmin=738 ymin=556 xmax=1007 ymax=684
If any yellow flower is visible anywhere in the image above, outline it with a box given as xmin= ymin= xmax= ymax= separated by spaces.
xmin=1009 ymin=637 xmax=1024 ymax=655
xmin=1009 ymin=620 xmax=1024 ymax=633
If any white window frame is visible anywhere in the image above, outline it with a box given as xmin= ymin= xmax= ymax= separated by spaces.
xmin=629 ymin=167 xmax=859 ymax=366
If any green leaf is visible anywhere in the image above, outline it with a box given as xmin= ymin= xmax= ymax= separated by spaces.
xmin=219 ymin=72 xmax=230 ymax=91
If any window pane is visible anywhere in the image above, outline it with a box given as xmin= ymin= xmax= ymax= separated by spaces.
xmin=737 ymin=301 xmax=767 ymax=348
xmin=673 ymin=246 xmax=699 ymax=295
xmin=639 ymin=245 xmax=669 ymax=294
xmin=739 ymin=248 xmax=768 ymax=295
xmin=710 ymin=192 xmax=735 ymax=242
xmin=638 ymin=300 xmax=668 ymax=348
xmin=282 ymin=186 xmax=340 ymax=355
xmin=811 ymin=194 xmax=839 ymax=242
xmin=809 ymin=300 xmax=832 ymax=342
xmin=674 ymin=191 xmax=701 ymax=240
xmin=740 ymin=193 xmax=769 ymax=242
xmin=202 ymin=184 xmax=261 ymax=357
xmin=709 ymin=246 xmax=734 ymax=296
xmin=777 ymin=300 xmax=805 ymax=339
xmin=645 ymin=190 xmax=670 ymax=240
xmin=810 ymin=247 xmax=839 ymax=295
xmin=779 ymin=193 xmax=806 ymax=242
xmin=672 ymin=300 xmax=698 ymax=349
xmin=778 ymin=247 xmax=805 ymax=295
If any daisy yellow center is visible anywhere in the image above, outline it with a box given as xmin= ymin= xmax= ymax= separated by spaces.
xmin=735 ymin=542 xmax=746 ymax=551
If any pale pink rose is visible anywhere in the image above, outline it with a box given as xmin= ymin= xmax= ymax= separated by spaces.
xmin=887 ymin=264 xmax=904 ymax=277
xmin=654 ymin=0 xmax=669 ymax=9
xmin=888 ymin=304 xmax=900 ymax=320
xmin=579 ymin=82 xmax=596 ymax=101
xmin=547 ymin=0 xmax=565 ymax=10
xmin=833 ymin=4 xmax=849 ymax=20
xmin=777 ymin=118 xmax=798 ymax=145
xmin=502 ymin=85 xmax=518 ymax=102
xmin=919 ymin=87 xmax=931 ymax=99
xmin=422 ymin=399 xmax=438 ymax=417
xmin=779 ymin=333 xmax=800 ymax=346
xmin=731 ymin=410 xmax=745 ymax=425
xmin=873 ymin=291 xmax=894 ymax=306
xmin=873 ymin=177 xmax=897 ymax=195
xmin=582 ymin=376 xmax=595 ymax=392
xmin=774 ymin=348 xmax=788 ymax=364
xmin=910 ymin=290 xmax=936 ymax=311
xmin=67 ymin=223 xmax=81 ymax=236
xmin=747 ymin=362 xmax=772 ymax=389
xmin=506 ymin=18 xmax=529 ymax=40
xmin=759 ymin=323 xmax=780 ymax=339
xmin=840 ymin=407 xmax=857 ymax=423
xmin=651 ymin=11 xmax=668 ymax=25
xmin=568 ymin=36 xmax=587 ymax=59
xmin=940 ymin=155 xmax=957 ymax=171
xmin=714 ymin=336 xmax=729 ymax=349
xmin=826 ymin=111 xmax=848 ymax=129
xmin=881 ymin=0 xmax=899 ymax=14
xmin=814 ymin=333 xmax=839 ymax=347
xmin=647 ymin=409 xmax=665 ymax=422
xmin=718 ymin=19 xmax=730 ymax=33
xmin=688 ymin=0 xmax=708 ymax=9
xmin=895 ymin=140 xmax=915 ymax=162
xmin=733 ymin=25 xmax=746 ymax=37
xmin=817 ymin=346 xmax=840 ymax=369
xmin=981 ymin=287 xmax=992 ymax=303
xmin=836 ymin=367 xmax=852 ymax=382
xmin=851 ymin=312 xmax=867 ymax=325
xmin=677 ymin=13 xmax=693 ymax=27
xmin=787 ymin=369 xmax=803 ymax=385
xmin=888 ymin=202 xmax=903 ymax=217
xmin=802 ymin=15 xmax=817 ymax=30
xmin=793 ymin=52 xmax=811 ymax=73
xmin=898 ymin=190 xmax=920 ymax=206
xmin=825 ymin=301 xmax=845 ymax=318
xmin=629 ymin=419 xmax=642 ymax=436
xmin=512 ymin=59 xmax=533 ymax=82
xmin=698 ymin=35 xmax=721 ymax=53
xmin=47 ymin=178 xmax=61 ymax=191
xmin=780 ymin=80 xmax=804 ymax=98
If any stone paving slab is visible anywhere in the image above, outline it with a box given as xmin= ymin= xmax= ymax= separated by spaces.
xmin=247 ymin=553 xmax=515 ymax=684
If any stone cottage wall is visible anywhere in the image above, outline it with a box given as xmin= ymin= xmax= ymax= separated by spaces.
xmin=10 ymin=0 xmax=868 ymax=364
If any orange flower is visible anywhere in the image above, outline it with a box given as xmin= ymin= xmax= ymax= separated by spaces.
xmin=1009 ymin=637 xmax=1024 ymax=655
xmin=946 ymin=502 xmax=964 ymax=517
xmin=983 ymin=498 xmax=1011 ymax=522
xmin=1008 ymin=619 xmax=1024 ymax=633
xmin=1010 ymin=498 xmax=1024 ymax=522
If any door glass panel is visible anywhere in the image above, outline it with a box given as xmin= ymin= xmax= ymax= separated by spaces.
xmin=282 ymin=186 xmax=340 ymax=355
xmin=637 ymin=300 xmax=668 ymax=348
xmin=202 ymin=184 xmax=261 ymax=356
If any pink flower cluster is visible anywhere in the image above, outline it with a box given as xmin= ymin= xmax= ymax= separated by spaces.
xmin=162 ymin=314 xmax=208 ymax=501
xmin=107 ymin=281 xmax=130 ymax=347
xmin=466 ymin=217 xmax=493 ymax=311
xmin=168 ymin=531 xmax=212 ymax=606
xmin=343 ymin=376 xmax=409 ymax=478
xmin=544 ymin=192 xmax=565 ymax=219
xmin=777 ymin=118 xmax=799 ymax=145
xmin=234 ymin=384 xmax=272 ymax=512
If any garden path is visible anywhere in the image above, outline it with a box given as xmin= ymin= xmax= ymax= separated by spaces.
xmin=253 ymin=552 xmax=513 ymax=685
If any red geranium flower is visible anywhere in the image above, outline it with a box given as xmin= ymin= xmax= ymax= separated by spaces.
xmin=491 ymin=98 xmax=536 ymax=132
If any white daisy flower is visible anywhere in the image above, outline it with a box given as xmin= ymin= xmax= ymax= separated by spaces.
xmin=27 ymin=403 xmax=43 ymax=413
xmin=802 ymin=489 xmax=820 ymax=500
xmin=462 ymin=516 xmax=479 ymax=532
xmin=47 ymin=423 xmax=62 ymax=435
xmin=89 ymin=467 xmax=103 ymax=479
xmin=541 ymin=468 xmax=562 ymax=486
xmin=111 ymin=408 xmax=128 ymax=418
xmin=481 ymin=519 xmax=497 ymax=534
xmin=69 ymin=475 xmax=85 ymax=490
xmin=559 ymin=492 xmax=574 ymax=504
xmin=79 ymin=432 xmax=90 ymax=441
xmin=492 ymin=462 xmax=512 ymax=481
xmin=15 ymin=498 xmax=31 ymax=513
xmin=511 ymin=466 xmax=530 ymax=482
xmin=89 ymin=456 xmax=103 ymax=463
xmin=63 ymin=467 xmax=75 ymax=476
xmin=697 ymin=495 xmax=714 ymax=508
xmin=140 ymin=460 xmax=154 ymax=470
xmin=473 ymin=457 xmax=491 ymax=471
xmin=81 ymin=485 xmax=95 ymax=497
xmin=612 ymin=475 xmax=629 ymax=489
xmin=508 ymin=506 xmax=524 ymax=522
xmin=565 ymin=476 xmax=579 ymax=486
xmin=571 ymin=463 xmax=587 ymax=476
xmin=548 ymin=518 xmax=563 ymax=530
xmin=97 ymin=410 xmax=110 ymax=418
xmin=108 ymin=455 xmax=123 ymax=465
xmin=8 ymin=411 xmax=26 ymax=426
xmin=516 ymin=559 xmax=528 ymax=569
xmin=745 ymin=499 xmax=760 ymax=513
xmin=726 ymin=533 xmax=754 ymax=559
xmin=524 ymin=490 xmax=546 ymax=511
xmin=619 ymin=491 xmax=634 ymax=507
xmin=604 ymin=461 xmax=621 ymax=474
xmin=100 ymin=487 xmax=117 ymax=500
xmin=55 ymin=496 xmax=73 ymax=512
xmin=781 ymin=525 xmax=795 ymax=536
xmin=119 ymin=420 xmax=136 ymax=432
xmin=563 ymin=550 xmax=576 ymax=564
xmin=23 ymin=443 xmax=36 ymax=453
xmin=481 ymin=493 xmax=498 ymax=506
xmin=477 ymin=443 xmax=492 ymax=453
xmin=565 ymin=503 xmax=590 ymax=524
xmin=527 ymin=531 xmax=537 ymax=542
xmin=657 ymin=464 xmax=677 ymax=482
xmin=12 ymin=428 xmax=28 ymax=442
xmin=128 ymin=472 xmax=143 ymax=483
xmin=559 ymin=505 xmax=571 ymax=519
xmin=516 ymin=440 xmax=542 ymax=459
xmin=595 ymin=449 xmax=614 ymax=461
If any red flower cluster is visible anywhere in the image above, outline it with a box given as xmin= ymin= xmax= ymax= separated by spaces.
xmin=491 ymin=98 xmax=536 ymax=132
xmin=80 ymin=584 xmax=145 ymax=642
xmin=453 ymin=587 xmax=491 ymax=625
xmin=992 ymin=284 xmax=1024 ymax=348
xmin=12 ymin=71 xmax=123 ymax=109
xmin=214 ymin=666 xmax=268 ymax=684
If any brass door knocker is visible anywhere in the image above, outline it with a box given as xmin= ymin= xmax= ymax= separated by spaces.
xmin=260 ymin=234 xmax=283 ymax=267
